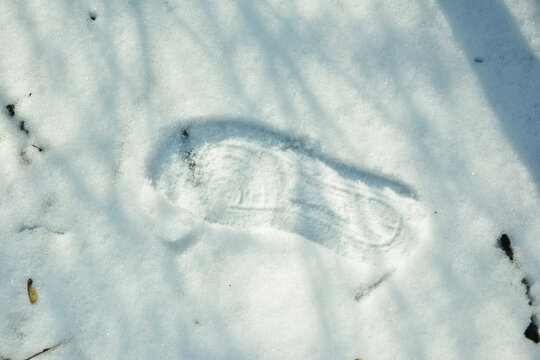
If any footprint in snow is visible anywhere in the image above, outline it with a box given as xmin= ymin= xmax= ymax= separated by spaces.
xmin=148 ymin=118 xmax=423 ymax=264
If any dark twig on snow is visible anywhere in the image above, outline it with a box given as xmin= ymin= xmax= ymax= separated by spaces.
xmin=497 ymin=233 xmax=539 ymax=343
xmin=23 ymin=343 xmax=62 ymax=360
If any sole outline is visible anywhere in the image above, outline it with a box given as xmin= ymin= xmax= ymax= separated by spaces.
xmin=148 ymin=118 xmax=422 ymax=263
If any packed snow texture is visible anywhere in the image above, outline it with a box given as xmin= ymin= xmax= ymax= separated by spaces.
xmin=1 ymin=0 xmax=539 ymax=359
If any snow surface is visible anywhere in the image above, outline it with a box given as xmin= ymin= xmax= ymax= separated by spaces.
xmin=1 ymin=0 xmax=539 ymax=359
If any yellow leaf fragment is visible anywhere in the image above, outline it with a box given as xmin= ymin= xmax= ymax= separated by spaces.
xmin=27 ymin=278 xmax=37 ymax=304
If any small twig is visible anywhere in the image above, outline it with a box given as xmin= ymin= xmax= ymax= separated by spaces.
xmin=31 ymin=144 xmax=44 ymax=152
xmin=23 ymin=343 xmax=61 ymax=360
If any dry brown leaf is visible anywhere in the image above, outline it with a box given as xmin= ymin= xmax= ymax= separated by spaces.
xmin=27 ymin=278 xmax=37 ymax=304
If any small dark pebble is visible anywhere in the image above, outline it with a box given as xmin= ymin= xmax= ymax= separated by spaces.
xmin=498 ymin=233 xmax=514 ymax=261
xmin=182 ymin=129 xmax=189 ymax=139
xmin=474 ymin=57 xmax=484 ymax=63
xmin=524 ymin=317 xmax=539 ymax=343
xmin=6 ymin=104 xmax=15 ymax=117
xmin=89 ymin=11 xmax=97 ymax=20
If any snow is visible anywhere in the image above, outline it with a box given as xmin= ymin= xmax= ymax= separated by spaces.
xmin=1 ymin=0 xmax=539 ymax=359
